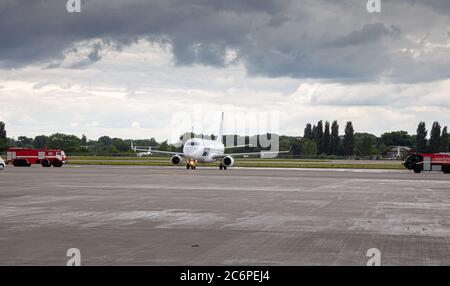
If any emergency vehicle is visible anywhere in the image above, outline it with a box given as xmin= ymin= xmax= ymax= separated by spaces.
xmin=403 ymin=153 xmax=450 ymax=174
xmin=6 ymin=148 xmax=68 ymax=167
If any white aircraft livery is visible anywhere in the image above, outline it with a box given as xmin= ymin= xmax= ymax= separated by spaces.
xmin=132 ymin=113 xmax=289 ymax=170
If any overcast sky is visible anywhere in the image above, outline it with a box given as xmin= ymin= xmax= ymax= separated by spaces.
xmin=0 ymin=0 xmax=449 ymax=141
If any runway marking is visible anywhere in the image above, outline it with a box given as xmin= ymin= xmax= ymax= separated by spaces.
xmin=54 ymin=184 xmax=300 ymax=192
xmin=54 ymin=174 xmax=450 ymax=192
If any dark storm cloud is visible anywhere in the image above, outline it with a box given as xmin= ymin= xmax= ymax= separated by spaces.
xmin=1 ymin=0 xmax=450 ymax=82
xmin=396 ymin=0 xmax=450 ymax=11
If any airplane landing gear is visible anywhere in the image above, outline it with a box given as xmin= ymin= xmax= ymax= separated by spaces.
xmin=219 ymin=164 xmax=227 ymax=170
xmin=187 ymin=160 xmax=197 ymax=170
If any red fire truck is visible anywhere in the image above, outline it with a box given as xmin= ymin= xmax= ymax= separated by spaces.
xmin=6 ymin=148 xmax=68 ymax=167
xmin=403 ymin=153 xmax=450 ymax=174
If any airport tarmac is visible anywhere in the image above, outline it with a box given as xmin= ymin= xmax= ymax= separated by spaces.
xmin=1 ymin=165 xmax=450 ymax=265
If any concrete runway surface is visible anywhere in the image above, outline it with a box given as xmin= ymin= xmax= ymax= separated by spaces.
xmin=1 ymin=165 xmax=450 ymax=265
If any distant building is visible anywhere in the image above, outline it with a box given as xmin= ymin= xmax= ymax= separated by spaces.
xmin=385 ymin=146 xmax=412 ymax=159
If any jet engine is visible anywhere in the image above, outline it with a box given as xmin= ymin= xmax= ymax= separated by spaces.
xmin=171 ymin=155 xmax=182 ymax=165
xmin=222 ymin=156 xmax=235 ymax=167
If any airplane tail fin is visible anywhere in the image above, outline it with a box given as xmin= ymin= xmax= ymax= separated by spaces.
xmin=217 ymin=112 xmax=224 ymax=143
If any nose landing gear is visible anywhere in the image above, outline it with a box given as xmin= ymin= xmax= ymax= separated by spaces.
xmin=187 ymin=160 xmax=197 ymax=170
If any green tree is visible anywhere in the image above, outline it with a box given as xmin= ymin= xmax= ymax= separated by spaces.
xmin=112 ymin=138 xmax=130 ymax=152
xmin=380 ymin=131 xmax=414 ymax=147
xmin=314 ymin=121 xmax=324 ymax=155
xmin=0 ymin=140 xmax=6 ymax=152
xmin=277 ymin=136 xmax=299 ymax=157
xmin=377 ymin=143 xmax=389 ymax=156
xmin=0 ymin=121 xmax=7 ymax=152
xmin=416 ymin=122 xmax=428 ymax=153
xmin=290 ymin=140 xmax=302 ymax=157
xmin=323 ymin=121 xmax=331 ymax=155
xmin=33 ymin=135 xmax=49 ymax=149
xmin=81 ymin=134 xmax=87 ymax=146
xmin=343 ymin=121 xmax=354 ymax=156
xmin=149 ymin=138 xmax=158 ymax=147
xmin=6 ymin=138 xmax=16 ymax=146
xmin=300 ymin=139 xmax=317 ymax=157
xmin=48 ymin=133 xmax=81 ymax=153
xmin=337 ymin=141 xmax=345 ymax=156
xmin=0 ymin=121 xmax=6 ymax=141
xmin=355 ymin=135 xmax=372 ymax=156
xmin=159 ymin=140 xmax=169 ymax=151
xmin=303 ymin=123 xmax=313 ymax=140
xmin=429 ymin=121 xmax=441 ymax=153
xmin=17 ymin=136 xmax=33 ymax=148
xmin=440 ymin=126 xmax=449 ymax=152
xmin=330 ymin=121 xmax=339 ymax=155
xmin=98 ymin=136 xmax=113 ymax=147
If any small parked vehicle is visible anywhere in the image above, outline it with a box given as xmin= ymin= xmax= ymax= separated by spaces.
xmin=0 ymin=157 xmax=5 ymax=171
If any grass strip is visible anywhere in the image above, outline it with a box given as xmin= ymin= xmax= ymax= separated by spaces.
xmin=68 ymin=160 xmax=404 ymax=170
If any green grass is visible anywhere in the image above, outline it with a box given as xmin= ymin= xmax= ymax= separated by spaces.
xmin=69 ymin=156 xmax=167 ymax=161
xmin=67 ymin=155 xmax=404 ymax=170
xmin=68 ymin=156 xmax=331 ymax=162
xmin=68 ymin=160 xmax=404 ymax=170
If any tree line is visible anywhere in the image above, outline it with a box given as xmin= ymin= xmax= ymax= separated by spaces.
xmin=296 ymin=120 xmax=449 ymax=157
xmin=0 ymin=120 xmax=449 ymax=157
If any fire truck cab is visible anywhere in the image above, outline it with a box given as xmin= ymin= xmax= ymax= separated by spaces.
xmin=6 ymin=148 xmax=68 ymax=167
xmin=404 ymin=153 xmax=450 ymax=174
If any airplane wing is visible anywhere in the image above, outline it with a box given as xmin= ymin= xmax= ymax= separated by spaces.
xmin=134 ymin=148 xmax=184 ymax=156
xmin=213 ymin=150 xmax=290 ymax=159
xmin=131 ymin=141 xmax=184 ymax=156
xmin=224 ymin=144 xmax=253 ymax=149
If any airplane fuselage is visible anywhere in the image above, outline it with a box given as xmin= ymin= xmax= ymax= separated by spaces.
xmin=183 ymin=138 xmax=225 ymax=163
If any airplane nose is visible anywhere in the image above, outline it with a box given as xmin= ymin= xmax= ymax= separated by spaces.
xmin=195 ymin=147 xmax=204 ymax=157
xmin=192 ymin=147 xmax=202 ymax=157
xmin=183 ymin=146 xmax=201 ymax=156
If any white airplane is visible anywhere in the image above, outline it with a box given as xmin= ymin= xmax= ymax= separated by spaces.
xmin=130 ymin=142 xmax=153 ymax=157
xmin=132 ymin=113 xmax=290 ymax=170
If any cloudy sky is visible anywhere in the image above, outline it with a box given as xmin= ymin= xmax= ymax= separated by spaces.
xmin=0 ymin=0 xmax=449 ymax=141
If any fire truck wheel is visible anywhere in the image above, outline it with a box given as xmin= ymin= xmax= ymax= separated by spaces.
xmin=443 ymin=167 xmax=450 ymax=174
xmin=413 ymin=166 xmax=422 ymax=174
xmin=41 ymin=159 xmax=51 ymax=167
xmin=52 ymin=160 xmax=63 ymax=167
